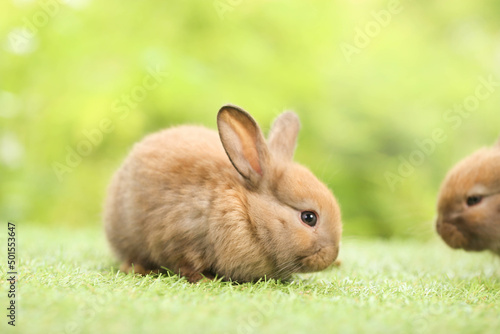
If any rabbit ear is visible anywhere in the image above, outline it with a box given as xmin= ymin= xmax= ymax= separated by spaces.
xmin=268 ymin=111 xmax=301 ymax=161
xmin=217 ymin=105 xmax=271 ymax=186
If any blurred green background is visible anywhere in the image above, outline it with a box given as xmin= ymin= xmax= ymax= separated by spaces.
xmin=1 ymin=0 xmax=499 ymax=238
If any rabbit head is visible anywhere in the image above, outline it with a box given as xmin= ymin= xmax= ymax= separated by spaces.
xmin=216 ymin=105 xmax=342 ymax=278
xmin=436 ymin=137 xmax=500 ymax=254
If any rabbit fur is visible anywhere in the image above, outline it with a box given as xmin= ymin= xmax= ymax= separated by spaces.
xmin=436 ymin=137 xmax=500 ymax=255
xmin=104 ymin=105 xmax=342 ymax=282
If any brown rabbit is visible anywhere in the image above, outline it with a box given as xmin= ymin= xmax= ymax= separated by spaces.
xmin=104 ymin=105 xmax=342 ymax=282
xmin=436 ymin=137 xmax=500 ymax=254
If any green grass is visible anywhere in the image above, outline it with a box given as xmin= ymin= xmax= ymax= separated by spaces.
xmin=2 ymin=225 xmax=500 ymax=334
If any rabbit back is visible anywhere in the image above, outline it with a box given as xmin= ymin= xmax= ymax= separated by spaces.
xmin=104 ymin=126 xmax=236 ymax=275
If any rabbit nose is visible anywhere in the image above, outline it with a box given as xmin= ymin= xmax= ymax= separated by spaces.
xmin=436 ymin=214 xmax=458 ymax=234
xmin=436 ymin=213 xmax=447 ymax=226
xmin=436 ymin=216 xmax=446 ymax=234
xmin=437 ymin=211 xmax=461 ymax=226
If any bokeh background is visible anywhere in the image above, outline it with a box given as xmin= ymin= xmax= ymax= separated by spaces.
xmin=1 ymin=0 xmax=500 ymax=239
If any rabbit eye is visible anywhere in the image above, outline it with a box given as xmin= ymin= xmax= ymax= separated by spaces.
xmin=466 ymin=195 xmax=483 ymax=207
xmin=301 ymin=211 xmax=317 ymax=227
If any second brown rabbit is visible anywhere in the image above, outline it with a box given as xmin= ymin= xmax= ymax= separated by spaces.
xmin=436 ymin=137 xmax=500 ymax=255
